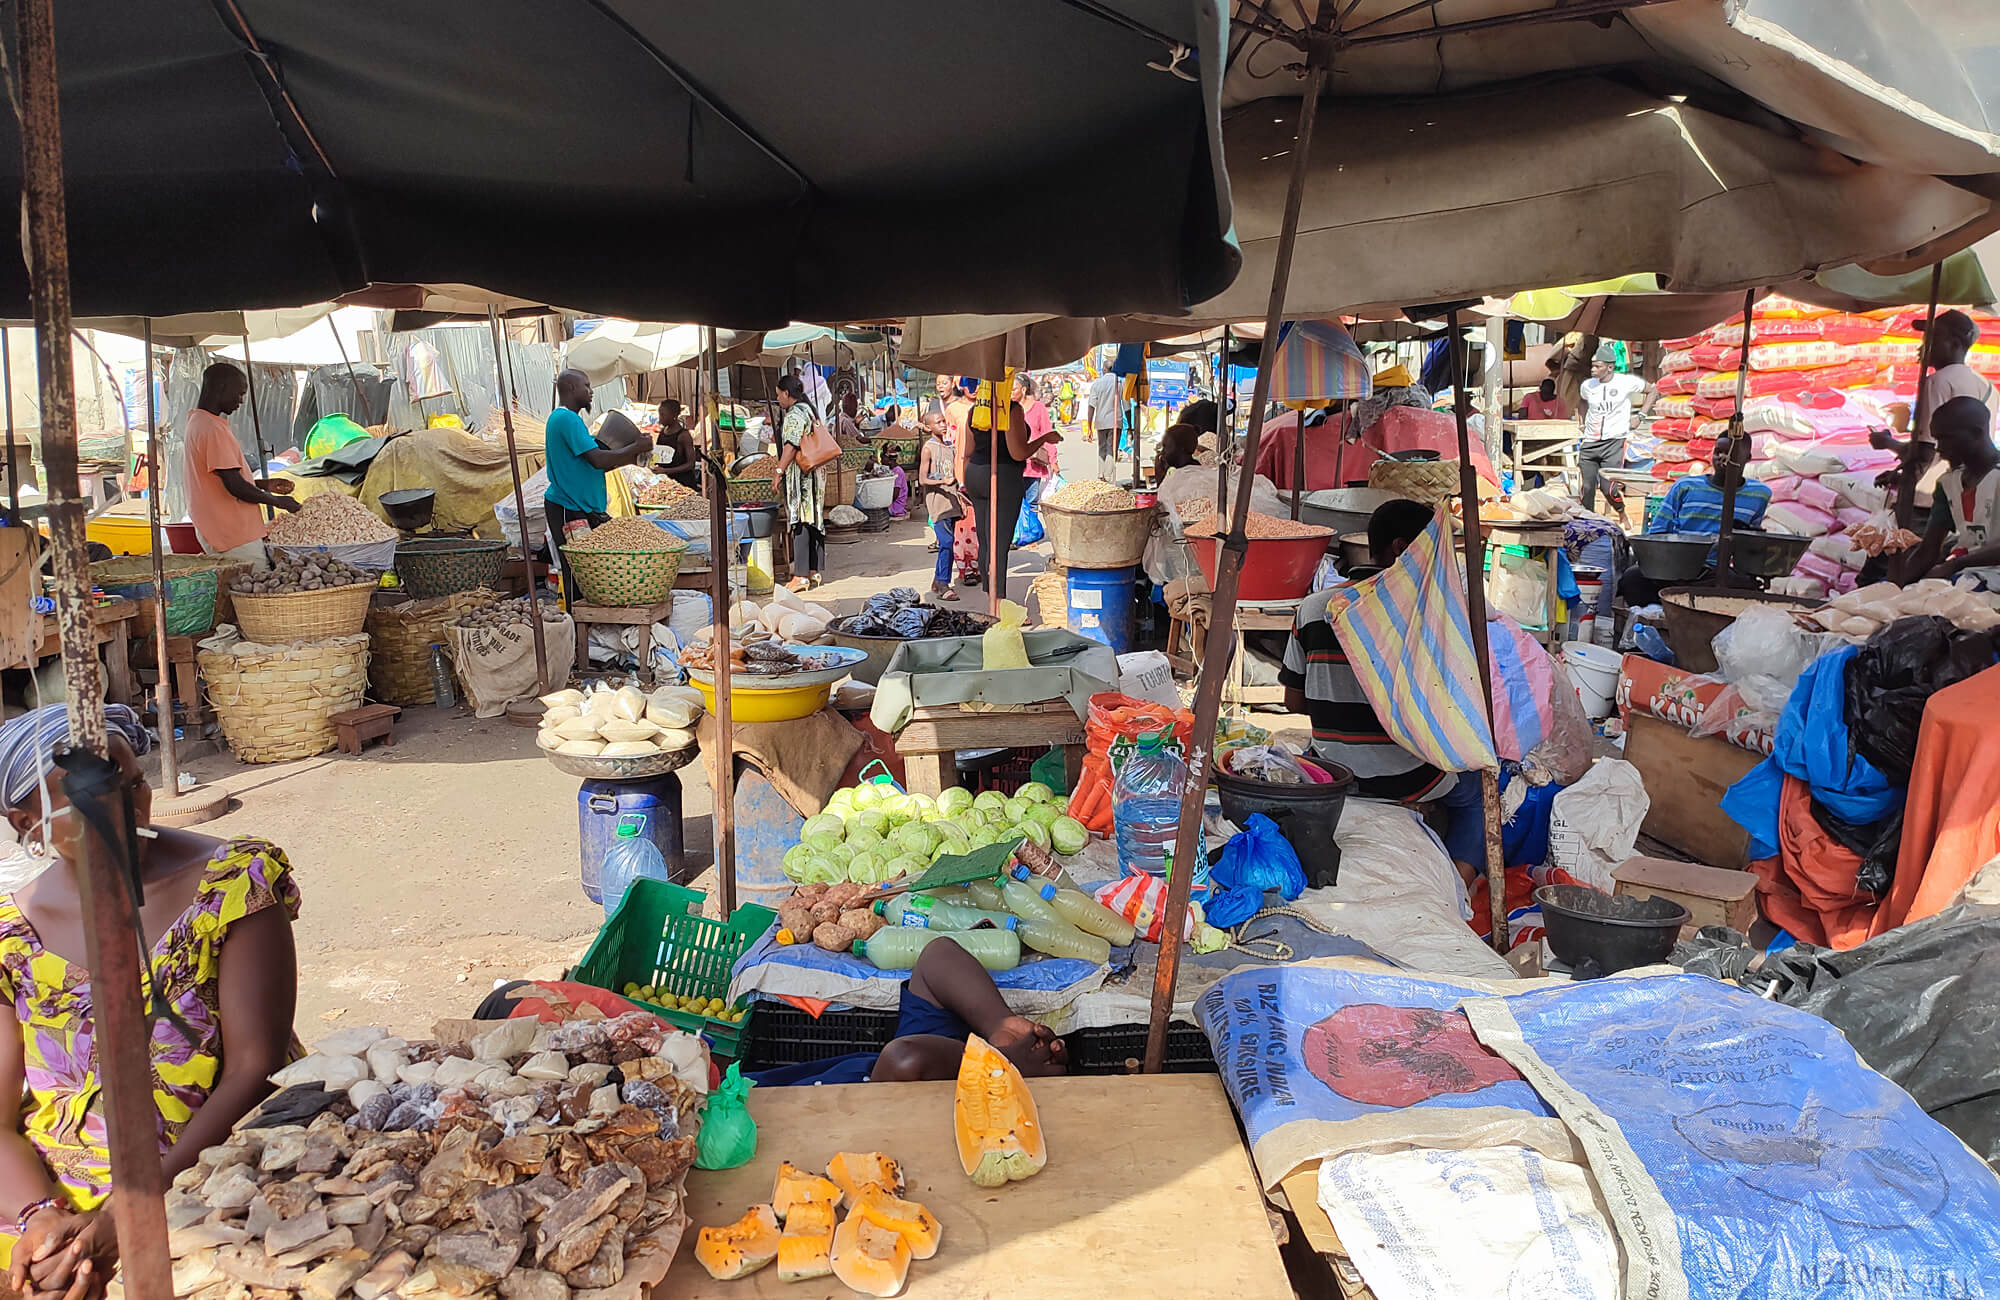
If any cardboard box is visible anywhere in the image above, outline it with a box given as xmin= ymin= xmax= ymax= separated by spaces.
xmin=1621 ymin=712 xmax=1758 ymax=867
xmin=1613 ymin=856 xmax=1759 ymax=932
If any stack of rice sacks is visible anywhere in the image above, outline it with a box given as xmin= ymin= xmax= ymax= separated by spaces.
xmin=1651 ymin=296 xmax=2000 ymax=598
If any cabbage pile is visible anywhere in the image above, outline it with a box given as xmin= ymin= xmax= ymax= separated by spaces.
xmin=780 ymin=781 xmax=1091 ymax=885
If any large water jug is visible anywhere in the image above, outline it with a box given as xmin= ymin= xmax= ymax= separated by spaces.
xmin=1112 ymin=728 xmax=1209 ymax=899
xmin=601 ymin=824 xmax=672 ymax=917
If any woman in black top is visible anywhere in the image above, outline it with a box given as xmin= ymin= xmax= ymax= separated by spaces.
xmin=962 ymin=395 xmax=1058 ymax=602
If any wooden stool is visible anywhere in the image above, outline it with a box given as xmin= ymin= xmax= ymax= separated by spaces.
xmin=330 ymin=704 xmax=401 ymax=755
xmin=570 ymin=600 xmax=674 ymax=684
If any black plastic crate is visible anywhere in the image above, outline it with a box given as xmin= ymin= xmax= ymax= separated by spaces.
xmin=954 ymin=745 xmax=1047 ymax=796
xmin=738 ymin=1002 xmax=901 ymax=1070
xmin=1066 ymin=1022 xmax=1217 ymax=1075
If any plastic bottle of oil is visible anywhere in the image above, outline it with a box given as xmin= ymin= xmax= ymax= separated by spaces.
xmin=877 ymin=894 xmax=1018 ymax=932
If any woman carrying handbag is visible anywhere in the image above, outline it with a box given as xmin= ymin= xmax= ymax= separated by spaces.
xmin=772 ymin=374 xmax=839 ymax=590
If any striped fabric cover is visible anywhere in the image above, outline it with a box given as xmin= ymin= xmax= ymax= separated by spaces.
xmin=1268 ymin=320 xmax=1373 ymax=403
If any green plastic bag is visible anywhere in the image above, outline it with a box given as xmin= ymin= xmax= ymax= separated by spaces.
xmin=693 ymin=1063 xmax=757 ymax=1170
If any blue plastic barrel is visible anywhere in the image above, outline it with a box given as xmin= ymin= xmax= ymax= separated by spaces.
xmin=577 ymin=773 xmax=685 ymax=903
xmin=1066 ymin=564 xmax=1138 ymax=652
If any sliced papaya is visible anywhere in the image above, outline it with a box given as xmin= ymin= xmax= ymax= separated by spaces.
xmin=694 ymin=1204 xmax=781 ymax=1280
xmin=831 ymin=1209 xmax=911 ymax=1298
xmin=953 ymin=1032 xmax=1047 ymax=1187
xmin=826 ymin=1151 xmax=904 ymax=1203
xmin=772 ymin=1160 xmax=843 ymax=1222
xmin=782 ymin=1198 xmax=838 ymax=1238
xmin=851 ymin=1184 xmax=942 ymax=1260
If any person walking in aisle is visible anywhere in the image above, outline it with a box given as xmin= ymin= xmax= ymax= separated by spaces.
xmin=919 ymin=419 xmax=962 ymax=601
xmin=1577 ymin=344 xmax=1655 ymax=512
xmin=772 ymin=374 xmax=827 ymax=591
xmin=1015 ymin=373 xmax=1057 ymax=543
xmin=1084 ymin=367 xmax=1122 ymax=479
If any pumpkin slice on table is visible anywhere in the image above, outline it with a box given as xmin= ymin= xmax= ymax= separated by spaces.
xmin=772 ymin=1161 xmax=844 ymax=1221
xmin=694 ymin=1204 xmax=782 ymax=1280
xmin=827 ymin=1151 xmax=904 ymax=1203
xmin=777 ymin=1228 xmax=835 ymax=1284
xmin=953 ymin=1032 xmax=1047 ymax=1187
xmin=832 ymin=1209 xmax=913 ymax=1297
xmin=851 ymin=1184 xmax=942 ymax=1260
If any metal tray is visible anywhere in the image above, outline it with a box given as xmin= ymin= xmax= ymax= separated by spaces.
xmin=544 ymin=743 xmax=698 ymax=781
xmin=684 ymin=641 xmax=867 ymax=690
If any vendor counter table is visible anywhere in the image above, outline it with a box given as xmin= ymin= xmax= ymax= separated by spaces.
xmin=570 ymin=599 xmax=674 ymax=685
xmin=675 ymin=1074 xmax=1292 ymax=1300
xmin=1480 ymin=520 xmax=1566 ymax=656
xmin=895 ymin=699 xmax=1086 ymax=796
xmin=1174 ymin=597 xmax=1300 ymax=707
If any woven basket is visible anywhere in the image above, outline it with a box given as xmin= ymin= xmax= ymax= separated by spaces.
xmin=395 ymin=537 xmax=509 ymax=599
xmin=366 ymin=588 xmax=499 ymax=704
xmin=197 ymin=631 xmax=370 ymax=762
xmin=228 ymin=580 xmax=374 ymax=643
xmin=727 ymin=477 xmax=776 ymax=504
xmin=838 ymin=444 xmax=877 ymax=469
xmin=561 ymin=542 xmax=687 ymax=606
xmin=1366 ymin=458 xmax=1462 ymax=504
xmin=90 ymin=555 xmax=230 ymax=638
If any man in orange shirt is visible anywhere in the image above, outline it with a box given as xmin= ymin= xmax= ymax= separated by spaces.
xmin=183 ymin=363 xmax=297 ymax=569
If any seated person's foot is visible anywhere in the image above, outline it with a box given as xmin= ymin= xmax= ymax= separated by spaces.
xmin=986 ymin=1015 xmax=1067 ymax=1077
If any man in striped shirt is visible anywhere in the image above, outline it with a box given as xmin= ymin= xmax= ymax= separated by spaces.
xmin=1280 ymin=499 xmax=1486 ymax=883
xmin=1647 ymin=435 xmax=1771 ymax=538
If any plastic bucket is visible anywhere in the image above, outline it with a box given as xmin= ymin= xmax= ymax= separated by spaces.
xmin=1189 ymin=532 xmax=1329 ymax=601
xmin=577 ymin=773 xmax=687 ymax=903
xmin=734 ymin=504 xmax=780 ymax=539
xmin=855 ymin=474 xmax=896 ymax=510
xmin=1564 ymin=642 xmax=1623 ymax=717
xmin=1535 ymin=884 xmax=1688 ymax=974
xmin=1065 ymin=565 xmax=1138 ymax=653
xmin=1214 ymin=765 xmax=1354 ymax=887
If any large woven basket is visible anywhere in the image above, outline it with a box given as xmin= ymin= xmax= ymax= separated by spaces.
xmin=396 ymin=537 xmax=509 ymax=599
xmin=560 ymin=541 xmax=688 ymax=606
xmin=838 ymin=444 xmax=877 ymax=469
xmin=90 ymin=555 xmax=231 ymax=638
xmin=365 ymin=588 xmax=499 ymax=704
xmin=198 ymin=631 xmax=370 ymax=762
xmin=228 ymin=580 xmax=374 ymax=643
xmin=1367 ymin=458 xmax=1462 ymax=505
xmin=727 ymin=476 xmax=776 ymax=504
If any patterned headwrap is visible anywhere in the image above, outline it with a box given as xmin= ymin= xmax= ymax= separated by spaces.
xmin=0 ymin=704 xmax=152 ymax=809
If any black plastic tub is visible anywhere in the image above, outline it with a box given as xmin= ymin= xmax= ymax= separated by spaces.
xmin=1535 ymin=884 xmax=1689 ymax=975
xmin=1214 ymin=764 xmax=1354 ymax=887
xmin=733 ymin=503 xmax=780 ymax=539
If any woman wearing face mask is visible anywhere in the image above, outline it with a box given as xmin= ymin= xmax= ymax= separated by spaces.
xmin=0 ymin=705 xmax=300 ymax=1300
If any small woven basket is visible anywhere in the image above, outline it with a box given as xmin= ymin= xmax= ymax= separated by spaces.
xmin=1366 ymin=458 xmax=1462 ymax=504
xmin=365 ymin=588 xmax=499 ymax=704
xmin=198 ymin=631 xmax=370 ymax=762
xmin=726 ymin=477 xmax=776 ymax=504
xmin=395 ymin=537 xmax=509 ymax=598
xmin=561 ymin=541 xmax=687 ymax=606
xmin=228 ymin=580 xmax=374 ymax=643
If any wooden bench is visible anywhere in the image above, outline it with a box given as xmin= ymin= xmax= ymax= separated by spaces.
xmin=330 ymin=704 xmax=401 ymax=754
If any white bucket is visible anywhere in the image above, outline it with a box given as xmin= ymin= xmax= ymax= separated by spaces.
xmin=855 ymin=473 xmax=897 ymax=510
xmin=1563 ymin=642 xmax=1623 ymax=718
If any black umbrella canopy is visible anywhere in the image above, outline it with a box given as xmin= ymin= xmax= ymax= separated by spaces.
xmin=0 ymin=1 xmax=1239 ymax=325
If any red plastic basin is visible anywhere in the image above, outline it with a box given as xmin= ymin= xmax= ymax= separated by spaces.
xmin=1189 ymin=532 xmax=1329 ymax=601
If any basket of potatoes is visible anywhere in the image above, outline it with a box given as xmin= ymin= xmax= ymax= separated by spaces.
xmin=227 ymin=552 xmax=376 ymax=643
xmin=535 ymin=680 xmax=705 ymax=779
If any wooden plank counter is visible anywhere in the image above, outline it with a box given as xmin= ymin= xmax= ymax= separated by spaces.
xmin=674 ymin=1074 xmax=1291 ymax=1300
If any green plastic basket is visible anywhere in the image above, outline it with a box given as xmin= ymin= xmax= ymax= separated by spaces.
xmin=395 ymin=537 xmax=509 ymax=598
xmin=571 ymin=879 xmax=775 ymax=1058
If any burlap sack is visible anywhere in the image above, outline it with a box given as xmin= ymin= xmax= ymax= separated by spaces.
xmin=443 ymin=612 xmax=575 ymax=717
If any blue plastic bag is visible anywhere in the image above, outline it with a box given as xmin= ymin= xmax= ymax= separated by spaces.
xmin=1204 ymin=813 xmax=1306 ymax=928
xmin=1012 ymin=475 xmax=1047 ymax=547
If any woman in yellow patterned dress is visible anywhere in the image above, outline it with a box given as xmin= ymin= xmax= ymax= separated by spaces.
xmin=0 ymin=705 xmax=299 ymax=1300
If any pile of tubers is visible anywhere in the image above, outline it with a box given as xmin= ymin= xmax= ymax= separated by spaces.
xmin=452 ymin=599 xmax=565 ymax=631
xmin=777 ymin=883 xmax=888 ymax=954
xmin=233 ymin=553 xmax=374 ymax=596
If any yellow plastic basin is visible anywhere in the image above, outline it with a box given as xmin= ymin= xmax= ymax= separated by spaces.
xmin=690 ymin=676 xmax=829 ymax=723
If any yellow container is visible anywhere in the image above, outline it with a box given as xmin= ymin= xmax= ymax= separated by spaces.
xmin=689 ymin=676 xmax=829 ymax=723
xmin=85 ymin=513 xmax=155 ymax=556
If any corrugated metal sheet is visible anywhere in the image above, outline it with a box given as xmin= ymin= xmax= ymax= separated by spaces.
xmin=380 ymin=327 xmax=629 ymax=431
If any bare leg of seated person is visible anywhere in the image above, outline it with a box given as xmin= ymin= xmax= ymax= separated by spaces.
xmin=869 ymin=937 xmax=1068 ymax=1082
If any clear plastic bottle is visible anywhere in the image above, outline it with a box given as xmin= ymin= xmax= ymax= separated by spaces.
xmin=877 ymin=894 xmax=1018 ymax=932
xmin=998 ymin=873 xmax=1068 ymax=927
xmin=851 ymin=927 xmax=1021 ymax=972
xmin=964 ymin=879 xmax=1009 ymax=913
xmin=1112 ymin=728 xmax=1210 ymax=899
xmin=1015 ymin=916 xmax=1112 ymax=964
xmin=1044 ymin=884 xmax=1138 ymax=947
xmin=600 ymin=824 xmax=670 ymax=917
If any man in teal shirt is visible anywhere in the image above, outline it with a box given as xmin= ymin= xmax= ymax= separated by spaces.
xmin=543 ymin=368 xmax=649 ymax=606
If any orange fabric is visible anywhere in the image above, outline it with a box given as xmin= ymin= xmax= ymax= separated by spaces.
xmin=1747 ymin=776 xmax=1876 ymax=948
xmin=776 ymin=994 xmax=832 ymax=1019
xmin=184 ymin=409 xmax=267 ymax=552
xmin=1877 ymin=664 xmax=2000 ymax=939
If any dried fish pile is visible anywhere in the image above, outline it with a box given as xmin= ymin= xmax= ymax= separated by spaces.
xmin=169 ymin=1015 xmax=707 ymax=1300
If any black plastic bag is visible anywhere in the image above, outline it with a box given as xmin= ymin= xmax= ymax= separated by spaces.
xmin=1842 ymin=616 xmax=1998 ymax=783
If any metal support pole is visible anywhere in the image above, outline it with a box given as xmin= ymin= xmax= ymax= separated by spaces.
xmin=1717 ymin=288 xmax=1757 ymax=588
xmin=1446 ymin=310 xmax=1508 ymax=953
xmin=142 ymin=322 xmax=178 ymax=793
xmin=1216 ymin=328 xmax=1231 ymax=508
xmin=239 ymin=333 xmax=274 ymax=520
xmin=2 ymin=326 xmax=15 ymax=514
xmin=486 ymin=307 xmax=549 ymax=689
xmin=327 ymin=315 xmax=374 ymax=427
xmin=17 ymin=0 xmax=173 ymax=1293
xmin=987 ymin=380 xmax=1002 ymax=613
xmin=703 ymin=327 xmax=737 ymax=916
xmin=1146 ymin=44 xmax=1330 ymax=1073
xmin=1482 ymin=314 xmax=1506 ymax=464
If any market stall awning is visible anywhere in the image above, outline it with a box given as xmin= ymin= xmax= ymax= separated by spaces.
xmin=1 ymin=305 xmax=341 ymax=350
xmin=758 ymin=325 xmax=888 ymax=368
xmin=0 ymin=2 xmax=1238 ymax=326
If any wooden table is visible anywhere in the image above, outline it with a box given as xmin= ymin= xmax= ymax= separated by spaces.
xmin=36 ymin=597 xmax=144 ymax=704
xmin=1176 ymin=597 xmax=1300 ymax=707
xmin=675 ymin=1075 xmax=1293 ymax=1300
xmin=570 ymin=599 xmax=674 ymax=684
xmin=1504 ymin=417 xmax=1582 ymax=494
xmin=1480 ymin=520 xmax=1567 ymax=656
xmin=1279 ymin=1167 xmax=1379 ymax=1299
xmin=893 ymin=699 xmax=1085 ymax=795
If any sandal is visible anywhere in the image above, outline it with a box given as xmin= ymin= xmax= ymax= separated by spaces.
xmin=930 ymin=582 xmax=959 ymax=602
xmin=786 ymin=577 xmax=812 ymax=593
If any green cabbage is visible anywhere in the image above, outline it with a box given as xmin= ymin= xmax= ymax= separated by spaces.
xmin=801 ymin=813 xmax=844 ymax=842
xmin=1015 ymin=781 xmax=1053 ymax=804
xmin=1050 ymin=815 xmax=1089 ymax=855
xmin=936 ymin=787 xmax=975 ymax=817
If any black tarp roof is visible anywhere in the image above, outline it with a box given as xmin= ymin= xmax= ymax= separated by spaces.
xmin=0 ymin=1 xmax=1239 ymax=325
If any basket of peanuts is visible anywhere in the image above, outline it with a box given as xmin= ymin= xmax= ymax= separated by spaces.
xmin=1181 ymin=506 xmax=1334 ymax=601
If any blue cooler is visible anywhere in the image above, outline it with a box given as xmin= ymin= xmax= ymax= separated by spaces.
xmin=1065 ymin=564 xmax=1138 ymax=653
xmin=578 ymin=773 xmax=686 ymax=902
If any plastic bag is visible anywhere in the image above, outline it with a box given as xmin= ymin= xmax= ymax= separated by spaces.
xmin=1222 ymin=744 xmax=1313 ymax=784
xmin=1710 ymin=605 xmax=1826 ymax=695
xmin=1545 ymin=759 xmax=1650 ymax=889
xmin=1093 ymin=873 xmax=1227 ymax=950
xmin=1487 ymin=549 xmax=1549 ymax=626
xmin=1845 ymin=616 xmax=1998 ymax=784
xmin=693 ymin=1062 xmax=757 ymax=1169
xmin=1205 ymin=814 xmax=1307 ymax=928
xmin=981 ymin=600 xmax=1029 ymax=671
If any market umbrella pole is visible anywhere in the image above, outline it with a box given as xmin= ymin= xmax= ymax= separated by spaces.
xmin=485 ymin=307 xmax=548 ymax=688
xmin=1146 ymin=47 xmax=1330 ymax=1074
xmin=703 ymin=326 xmax=737 ymax=915
xmin=16 ymin=0 xmax=174 ymax=1293
xmin=1 ymin=325 xmax=15 ymax=513
xmin=1716 ymin=287 xmax=1757 ymax=586
xmin=1895 ymin=261 xmax=1946 ymax=548
xmin=240 ymin=333 xmax=274 ymax=520
xmin=1446 ymin=311 xmax=1508 ymax=954
xmin=142 ymin=321 xmax=178 ymax=795
xmin=327 ymin=316 xmax=374 ymax=427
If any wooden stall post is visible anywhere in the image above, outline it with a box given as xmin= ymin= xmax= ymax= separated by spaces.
xmin=1 ymin=325 xmax=15 ymax=513
xmin=1716 ymin=287 xmax=1757 ymax=587
xmin=1483 ymin=313 xmax=1507 ymax=463
xmin=703 ymin=327 xmax=738 ymax=915
xmin=987 ymin=376 xmax=1003 ymax=614
xmin=1146 ymin=33 xmax=1330 ymax=1074
xmin=1446 ymin=310 xmax=1509 ymax=953
xmin=486 ymin=307 xmax=549 ymax=690
xmin=142 ymin=321 xmax=178 ymax=795
xmin=239 ymin=333 xmax=275 ymax=520
xmin=17 ymin=0 xmax=174 ymax=1292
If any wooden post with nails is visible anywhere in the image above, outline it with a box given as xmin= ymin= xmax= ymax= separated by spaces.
xmin=704 ymin=327 xmax=738 ymax=915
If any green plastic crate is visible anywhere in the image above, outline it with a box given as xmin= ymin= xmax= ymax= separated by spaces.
xmin=571 ymin=879 xmax=776 ymax=1058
